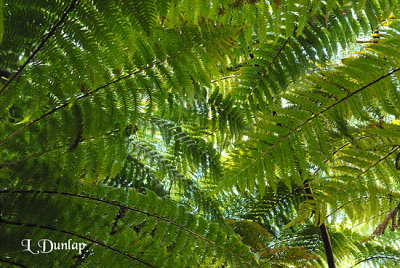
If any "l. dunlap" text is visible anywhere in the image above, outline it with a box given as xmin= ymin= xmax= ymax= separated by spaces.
xmin=21 ymin=239 xmax=87 ymax=254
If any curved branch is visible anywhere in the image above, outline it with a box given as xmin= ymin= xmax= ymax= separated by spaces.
xmin=326 ymin=195 xmax=392 ymax=219
xmin=0 ymin=50 xmax=187 ymax=147
xmin=257 ymin=135 xmax=379 ymax=212
xmin=0 ymin=122 xmax=138 ymax=168
xmin=0 ymin=0 xmax=78 ymax=96
xmin=0 ymin=190 xmax=251 ymax=265
xmin=222 ymin=67 xmax=400 ymax=190
xmin=336 ymin=145 xmax=400 ymax=193
xmin=0 ymin=145 xmax=64 ymax=169
xmin=245 ymin=36 xmax=291 ymax=100
xmin=351 ymin=255 xmax=400 ymax=267
xmin=249 ymin=187 xmax=304 ymax=217
xmin=0 ymin=219 xmax=155 ymax=268
xmin=210 ymin=75 xmax=237 ymax=83
xmin=308 ymin=134 xmax=377 ymax=184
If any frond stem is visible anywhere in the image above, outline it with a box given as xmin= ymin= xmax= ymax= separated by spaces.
xmin=308 ymin=134 xmax=377 ymax=184
xmin=0 ymin=0 xmax=78 ymax=96
xmin=210 ymin=75 xmax=236 ymax=83
xmin=351 ymin=256 xmax=400 ymax=267
xmin=336 ymin=145 xmax=400 ymax=194
xmin=319 ymin=223 xmax=336 ymax=268
xmin=238 ymin=67 xmax=400 ymax=184
xmin=246 ymin=37 xmax=291 ymax=101
xmin=0 ymin=190 xmax=250 ymax=265
xmin=0 ymin=219 xmax=155 ymax=268
xmin=326 ymin=195 xmax=391 ymax=219
xmin=0 ymin=51 xmax=187 ymax=147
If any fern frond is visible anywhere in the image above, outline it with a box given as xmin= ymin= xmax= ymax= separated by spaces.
xmin=0 ymin=185 xmax=257 ymax=267
xmin=216 ymin=21 xmax=400 ymax=197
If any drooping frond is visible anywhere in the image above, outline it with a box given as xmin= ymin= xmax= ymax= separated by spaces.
xmin=4 ymin=0 xmax=400 ymax=267
xmin=0 ymin=182 xmax=257 ymax=267
xmin=0 ymin=20 xmax=242 ymax=183
xmin=216 ymin=20 xmax=400 ymax=198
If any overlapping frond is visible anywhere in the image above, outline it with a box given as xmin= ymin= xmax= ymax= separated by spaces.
xmin=217 ymin=20 xmax=400 ymax=197
xmin=0 ymin=20 xmax=241 ymax=182
xmin=3 ymin=0 xmax=400 ymax=267
xmin=0 ymin=183 xmax=257 ymax=267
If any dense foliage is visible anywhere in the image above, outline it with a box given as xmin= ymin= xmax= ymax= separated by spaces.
xmin=2 ymin=0 xmax=400 ymax=267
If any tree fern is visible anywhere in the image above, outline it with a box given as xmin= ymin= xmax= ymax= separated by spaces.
xmin=3 ymin=1 xmax=400 ymax=267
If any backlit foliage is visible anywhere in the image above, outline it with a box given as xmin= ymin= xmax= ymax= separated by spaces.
xmin=2 ymin=0 xmax=400 ymax=267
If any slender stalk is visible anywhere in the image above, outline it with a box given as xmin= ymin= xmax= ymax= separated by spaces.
xmin=336 ymin=145 xmax=400 ymax=193
xmin=319 ymin=224 xmax=336 ymax=268
xmin=0 ymin=189 xmax=250 ymax=265
xmin=0 ymin=0 xmax=78 ymax=96
xmin=215 ymin=67 xmax=400 ymax=193
xmin=0 ymin=50 xmax=186 ymax=147
xmin=0 ymin=219 xmax=155 ymax=268
xmin=304 ymin=180 xmax=336 ymax=267
xmin=351 ymin=256 xmax=400 ymax=267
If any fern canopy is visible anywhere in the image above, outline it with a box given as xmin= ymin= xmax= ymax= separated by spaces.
xmin=2 ymin=0 xmax=400 ymax=267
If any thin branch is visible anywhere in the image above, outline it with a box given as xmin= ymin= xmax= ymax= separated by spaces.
xmin=351 ymin=256 xmax=400 ymax=267
xmin=71 ymin=244 xmax=92 ymax=267
xmin=326 ymin=195 xmax=391 ymax=219
xmin=210 ymin=75 xmax=236 ymax=83
xmin=336 ymin=145 xmax=400 ymax=194
xmin=0 ymin=123 xmax=136 ymax=168
xmin=0 ymin=190 xmax=252 ymax=265
xmin=265 ymin=38 xmax=291 ymax=72
xmin=351 ymin=213 xmax=385 ymax=230
xmin=252 ymin=135 xmax=379 ymax=216
xmin=268 ymin=232 xmax=320 ymax=248
xmin=0 ymin=145 xmax=64 ymax=168
xmin=248 ymin=187 xmax=304 ymax=217
xmin=308 ymin=134 xmax=377 ymax=183
xmin=0 ymin=0 xmax=78 ymax=96
xmin=316 ymin=147 xmax=400 ymax=225
xmin=357 ymin=40 xmax=379 ymax=43
xmin=0 ymin=50 xmax=188 ymax=147
xmin=0 ymin=219 xmax=155 ymax=268
xmin=228 ymin=67 xmax=400 ymax=187
xmin=246 ymin=37 xmax=291 ymax=98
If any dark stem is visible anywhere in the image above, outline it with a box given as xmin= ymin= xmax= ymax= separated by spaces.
xmin=319 ymin=223 xmax=336 ymax=268
xmin=0 ymin=189 xmax=248 ymax=264
xmin=0 ymin=219 xmax=155 ymax=268
xmin=0 ymin=0 xmax=78 ymax=96
xmin=351 ymin=256 xmax=400 ymax=267
xmin=304 ymin=180 xmax=336 ymax=267
xmin=234 ymin=67 xmax=400 ymax=183
xmin=0 ymin=123 xmax=134 ymax=168
xmin=0 ymin=50 xmax=187 ymax=147
xmin=336 ymin=145 xmax=400 ymax=193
